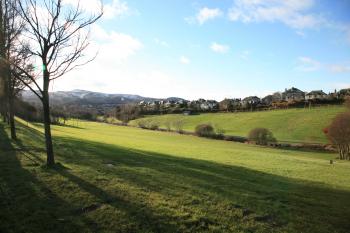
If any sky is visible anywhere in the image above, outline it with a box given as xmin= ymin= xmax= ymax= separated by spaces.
xmin=51 ymin=0 xmax=350 ymax=100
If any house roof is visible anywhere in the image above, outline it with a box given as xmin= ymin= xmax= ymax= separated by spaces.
xmin=262 ymin=95 xmax=273 ymax=100
xmin=243 ymin=96 xmax=260 ymax=101
xmin=306 ymin=90 xmax=327 ymax=96
xmin=283 ymin=87 xmax=304 ymax=94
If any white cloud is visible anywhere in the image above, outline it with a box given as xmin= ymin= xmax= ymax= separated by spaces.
xmin=329 ymin=64 xmax=350 ymax=73
xmin=52 ymin=65 xmax=196 ymax=99
xmin=296 ymin=57 xmax=350 ymax=73
xmin=63 ymin=0 xmax=129 ymax=19
xmin=240 ymin=50 xmax=251 ymax=60
xmin=90 ymin=25 xmax=142 ymax=64
xmin=332 ymin=83 xmax=350 ymax=90
xmin=104 ymin=0 xmax=129 ymax=19
xmin=195 ymin=7 xmax=223 ymax=24
xmin=296 ymin=30 xmax=306 ymax=37
xmin=180 ymin=56 xmax=190 ymax=65
xmin=296 ymin=57 xmax=321 ymax=71
xmin=154 ymin=38 xmax=169 ymax=47
xmin=49 ymin=26 xmax=202 ymax=100
xmin=33 ymin=24 xmax=143 ymax=94
xmin=210 ymin=42 xmax=230 ymax=54
xmin=328 ymin=23 xmax=350 ymax=44
xmin=228 ymin=0 xmax=324 ymax=29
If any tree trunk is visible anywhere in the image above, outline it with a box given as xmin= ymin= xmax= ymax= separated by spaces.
xmin=42 ymin=77 xmax=55 ymax=166
xmin=2 ymin=75 xmax=8 ymax=124
xmin=1 ymin=109 xmax=6 ymax=122
xmin=7 ymin=72 xmax=16 ymax=140
xmin=8 ymin=94 xmax=16 ymax=139
xmin=339 ymin=146 xmax=345 ymax=160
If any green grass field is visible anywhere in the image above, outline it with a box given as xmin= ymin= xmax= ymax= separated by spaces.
xmin=1 ymin=118 xmax=350 ymax=233
xmin=130 ymin=106 xmax=345 ymax=144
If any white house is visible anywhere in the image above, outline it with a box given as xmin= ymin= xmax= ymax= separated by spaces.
xmin=305 ymin=90 xmax=328 ymax=101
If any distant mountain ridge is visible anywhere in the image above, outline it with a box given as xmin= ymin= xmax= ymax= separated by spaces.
xmin=21 ymin=89 xmax=187 ymax=107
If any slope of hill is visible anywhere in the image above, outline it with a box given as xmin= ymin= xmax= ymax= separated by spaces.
xmin=130 ymin=106 xmax=345 ymax=144
xmin=1 ymin=119 xmax=350 ymax=232
xmin=21 ymin=89 xmax=160 ymax=106
xmin=20 ymin=89 xmax=186 ymax=115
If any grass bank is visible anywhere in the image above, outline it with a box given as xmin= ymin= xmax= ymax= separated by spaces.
xmin=130 ymin=106 xmax=345 ymax=144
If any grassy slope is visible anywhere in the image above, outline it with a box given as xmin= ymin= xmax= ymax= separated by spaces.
xmin=130 ymin=106 xmax=345 ymax=143
xmin=1 ymin=119 xmax=350 ymax=233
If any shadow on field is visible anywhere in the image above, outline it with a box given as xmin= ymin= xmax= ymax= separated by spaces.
xmin=32 ymin=122 xmax=85 ymax=130
xmin=0 ymin=122 xmax=189 ymax=232
xmin=0 ymin=124 xmax=98 ymax=233
xmin=2 ymin=121 xmax=350 ymax=233
xmin=55 ymin=136 xmax=350 ymax=233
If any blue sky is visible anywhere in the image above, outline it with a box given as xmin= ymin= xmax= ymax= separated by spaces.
xmin=56 ymin=0 xmax=350 ymax=100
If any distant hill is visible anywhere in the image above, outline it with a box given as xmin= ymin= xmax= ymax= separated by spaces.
xmin=20 ymin=90 xmax=187 ymax=113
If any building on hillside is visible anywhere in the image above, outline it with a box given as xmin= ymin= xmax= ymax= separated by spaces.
xmin=262 ymin=92 xmax=282 ymax=105
xmin=305 ymin=90 xmax=328 ymax=101
xmin=200 ymin=100 xmax=219 ymax=111
xmin=164 ymin=100 xmax=174 ymax=108
xmin=241 ymin=96 xmax=261 ymax=108
xmin=282 ymin=87 xmax=305 ymax=102
xmin=338 ymin=88 xmax=350 ymax=99
xmin=229 ymin=98 xmax=242 ymax=108
xmin=262 ymin=95 xmax=273 ymax=106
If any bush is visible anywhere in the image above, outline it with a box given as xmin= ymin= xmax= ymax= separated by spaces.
xmin=137 ymin=119 xmax=159 ymax=130
xmin=248 ymin=128 xmax=276 ymax=145
xmin=148 ymin=121 xmax=160 ymax=130
xmin=164 ymin=121 xmax=172 ymax=131
xmin=96 ymin=116 xmax=105 ymax=122
xmin=137 ymin=120 xmax=148 ymax=129
xmin=105 ymin=117 xmax=120 ymax=124
xmin=173 ymin=120 xmax=185 ymax=133
xmin=195 ymin=124 xmax=215 ymax=138
xmin=214 ymin=124 xmax=226 ymax=136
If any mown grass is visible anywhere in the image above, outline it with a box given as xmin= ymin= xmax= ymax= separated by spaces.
xmin=1 ymin=118 xmax=350 ymax=233
xmin=130 ymin=106 xmax=345 ymax=143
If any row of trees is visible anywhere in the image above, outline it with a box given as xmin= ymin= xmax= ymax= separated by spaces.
xmin=0 ymin=0 xmax=28 ymax=140
xmin=0 ymin=0 xmax=102 ymax=166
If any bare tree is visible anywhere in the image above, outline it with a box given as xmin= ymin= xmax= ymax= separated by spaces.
xmin=115 ymin=104 xmax=141 ymax=123
xmin=325 ymin=112 xmax=350 ymax=160
xmin=173 ymin=120 xmax=185 ymax=134
xmin=0 ymin=0 xmax=7 ymax=122
xmin=0 ymin=0 xmax=28 ymax=139
xmin=15 ymin=0 xmax=102 ymax=166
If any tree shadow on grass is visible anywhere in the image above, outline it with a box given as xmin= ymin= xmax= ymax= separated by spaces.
xmin=5 ymin=121 xmax=350 ymax=233
xmin=1 ymin=122 xmax=182 ymax=233
xmin=53 ymin=165 xmax=181 ymax=233
xmin=53 ymin=136 xmax=350 ymax=233
xmin=31 ymin=122 xmax=84 ymax=130
xmin=0 ymin=124 xmax=99 ymax=233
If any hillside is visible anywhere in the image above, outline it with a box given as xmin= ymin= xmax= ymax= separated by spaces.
xmin=21 ymin=89 xmax=160 ymax=106
xmin=21 ymin=89 xmax=186 ymax=107
xmin=1 ymin=119 xmax=350 ymax=232
xmin=130 ymin=106 xmax=346 ymax=144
